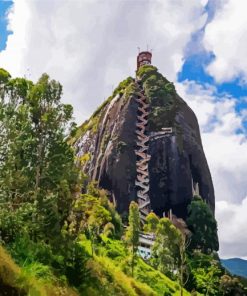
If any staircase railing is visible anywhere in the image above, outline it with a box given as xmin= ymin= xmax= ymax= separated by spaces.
xmin=135 ymin=80 xmax=151 ymax=221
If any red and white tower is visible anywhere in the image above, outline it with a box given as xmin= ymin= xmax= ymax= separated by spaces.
xmin=137 ymin=51 xmax=152 ymax=70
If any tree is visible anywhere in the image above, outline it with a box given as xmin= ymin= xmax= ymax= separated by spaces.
xmin=0 ymin=75 xmax=34 ymax=202
xmin=0 ymin=71 xmax=79 ymax=243
xmin=219 ymin=274 xmax=246 ymax=295
xmin=188 ymin=250 xmax=223 ymax=295
xmin=151 ymin=216 xmax=191 ymax=295
xmin=194 ymin=260 xmax=221 ymax=295
xmin=151 ymin=218 xmax=181 ymax=278
xmin=125 ymin=201 xmax=140 ymax=276
xmin=88 ymin=204 xmax=111 ymax=257
xmin=172 ymin=216 xmax=191 ymax=296
xmin=144 ymin=212 xmax=159 ymax=233
xmin=70 ymin=192 xmax=121 ymax=256
xmin=187 ymin=195 xmax=219 ymax=253
xmin=27 ymin=74 xmax=76 ymax=198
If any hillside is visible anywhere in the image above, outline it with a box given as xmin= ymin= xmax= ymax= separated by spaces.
xmin=0 ymin=235 xmax=190 ymax=296
xmin=0 ymin=245 xmax=79 ymax=296
xmin=221 ymin=258 xmax=247 ymax=278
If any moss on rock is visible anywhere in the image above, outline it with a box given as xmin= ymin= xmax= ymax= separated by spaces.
xmin=136 ymin=65 xmax=180 ymax=132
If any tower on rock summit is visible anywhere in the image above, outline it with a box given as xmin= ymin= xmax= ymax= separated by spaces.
xmin=137 ymin=51 xmax=152 ymax=69
xmin=73 ymin=51 xmax=215 ymax=222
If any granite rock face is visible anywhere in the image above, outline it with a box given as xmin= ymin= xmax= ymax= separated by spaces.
xmin=72 ymin=66 xmax=215 ymax=219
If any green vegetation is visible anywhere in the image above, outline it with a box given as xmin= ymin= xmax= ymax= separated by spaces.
xmin=184 ymin=198 xmax=246 ymax=295
xmin=137 ymin=65 xmax=180 ymax=131
xmin=151 ymin=218 xmax=181 ymax=278
xmin=144 ymin=212 xmax=159 ymax=233
xmin=149 ymin=217 xmax=191 ymax=295
xmin=125 ymin=201 xmax=141 ymax=276
xmin=0 ymin=245 xmax=79 ymax=296
xmin=142 ymin=199 xmax=246 ymax=295
xmin=187 ymin=195 xmax=219 ymax=253
xmin=77 ymin=231 xmax=190 ymax=296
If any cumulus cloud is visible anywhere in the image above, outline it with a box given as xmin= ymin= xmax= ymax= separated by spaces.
xmin=216 ymin=198 xmax=247 ymax=258
xmin=176 ymin=80 xmax=247 ymax=257
xmin=203 ymin=0 xmax=247 ymax=83
xmin=0 ymin=0 xmax=207 ymax=121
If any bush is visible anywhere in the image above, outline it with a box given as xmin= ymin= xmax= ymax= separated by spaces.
xmin=64 ymin=242 xmax=89 ymax=288
xmin=9 ymin=235 xmax=54 ymax=266
xmin=0 ymin=203 xmax=37 ymax=244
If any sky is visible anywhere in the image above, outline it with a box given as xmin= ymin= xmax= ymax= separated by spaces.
xmin=0 ymin=0 xmax=246 ymax=259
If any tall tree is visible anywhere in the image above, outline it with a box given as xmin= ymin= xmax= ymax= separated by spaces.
xmin=172 ymin=216 xmax=191 ymax=296
xmin=125 ymin=201 xmax=140 ymax=276
xmin=88 ymin=204 xmax=111 ymax=257
xmin=187 ymin=196 xmax=219 ymax=253
xmin=151 ymin=216 xmax=191 ymax=295
xmin=0 ymin=72 xmax=34 ymax=202
xmin=0 ymin=70 xmax=79 ymax=242
xmin=151 ymin=218 xmax=180 ymax=278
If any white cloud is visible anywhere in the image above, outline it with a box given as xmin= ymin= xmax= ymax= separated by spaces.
xmin=176 ymin=80 xmax=247 ymax=257
xmin=203 ymin=0 xmax=247 ymax=82
xmin=216 ymin=198 xmax=247 ymax=258
xmin=0 ymin=0 xmax=207 ymax=122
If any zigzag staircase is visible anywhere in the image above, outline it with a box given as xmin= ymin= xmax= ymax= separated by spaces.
xmin=135 ymin=79 xmax=151 ymax=222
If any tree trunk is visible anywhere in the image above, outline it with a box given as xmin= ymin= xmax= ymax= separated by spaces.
xmin=35 ymin=131 xmax=43 ymax=196
xmin=180 ymin=264 xmax=183 ymax=296
xmin=91 ymin=235 xmax=94 ymax=258
xmin=131 ymin=243 xmax=135 ymax=276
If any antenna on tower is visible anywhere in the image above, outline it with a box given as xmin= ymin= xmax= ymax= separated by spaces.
xmin=147 ymin=44 xmax=149 ymax=51
xmin=137 ymin=46 xmax=140 ymax=53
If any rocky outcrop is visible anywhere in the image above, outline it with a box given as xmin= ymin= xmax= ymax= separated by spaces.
xmin=72 ymin=66 xmax=215 ymax=219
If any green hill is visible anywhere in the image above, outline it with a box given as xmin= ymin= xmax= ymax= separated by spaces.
xmin=221 ymin=258 xmax=247 ymax=278
xmin=0 ymin=239 xmax=190 ymax=296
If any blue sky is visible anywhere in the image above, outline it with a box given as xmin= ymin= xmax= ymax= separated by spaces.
xmin=178 ymin=48 xmax=247 ymax=131
xmin=0 ymin=0 xmax=246 ymax=258
xmin=0 ymin=0 xmax=12 ymax=51
xmin=177 ymin=2 xmax=247 ymax=131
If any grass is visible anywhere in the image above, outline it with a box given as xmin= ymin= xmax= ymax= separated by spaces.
xmin=79 ymin=236 xmax=191 ymax=296
xmin=1 ymin=232 xmax=194 ymax=295
xmin=85 ymin=257 xmax=156 ymax=296
xmin=0 ymin=245 xmax=23 ymax=292
xmin=0 ymin=245 xmax=79 ymax=296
